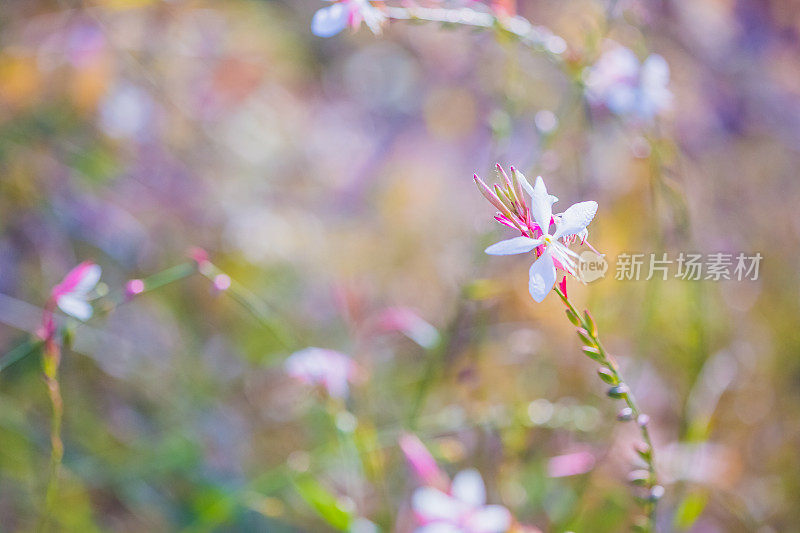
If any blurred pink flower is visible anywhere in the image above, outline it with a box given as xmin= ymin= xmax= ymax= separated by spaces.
xmin=399 ymin=433 xmax=448 ymax=489
xmin=38 ymin=261 xmax=101 ymax=354
xmin=213 ymin=273 xmax=231 ymax=292
xmin=284 ymin=348 xmax=360 ymax=399
xmin=489 ymin=0 xmax=516 ymax=16
xmin=547 ymin=451 xmax=596 ymax=478
xmin=376 ymin=307 xmax=440 ymax=349
xmin=50 ymin=261 xmax=102 ymax=322
xmin=412 ymin=469 xmax=511 ymax=533
xmin=125 ymin=279 xmax=145 ymax=299
xmin=188 ymin=247 xmax=211 ymax=273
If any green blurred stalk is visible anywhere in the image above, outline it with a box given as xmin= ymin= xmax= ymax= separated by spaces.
xmin=199 ymin=263 xmax=297 ymax=350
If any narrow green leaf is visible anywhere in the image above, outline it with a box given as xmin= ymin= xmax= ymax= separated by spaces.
xmin=673 ymin=490 xmax=708 ymax=530
xmin=293 ymin=477 xmax=352 ymax=531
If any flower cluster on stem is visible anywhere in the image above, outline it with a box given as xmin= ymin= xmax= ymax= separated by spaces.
xmin=477 ymin=167 xmax=661 ymax=531
xmin=476 ymin=166 xmax=598 ymax=302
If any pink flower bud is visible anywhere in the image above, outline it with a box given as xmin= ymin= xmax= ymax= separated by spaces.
xmin=188 ymin=247 xmax=212 ymax=274
xmin=125 ymin=279 xmax=145 ymax=299
xmin=213 ymin=273 xmax=231 ymax=292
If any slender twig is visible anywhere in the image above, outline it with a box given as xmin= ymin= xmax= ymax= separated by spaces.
xmin=383 ymin=6 xmax=566 ymax=64
xmin=0 ymin=260 xmax=300 ymax=370
xmin=198 ymin=263 xmax=297 ymax=350
xmin=0 ymin=263 xmax=197 ymax=372
xmin=37 ymin=330 xmax=71 ymax=532
xmin=555 ymin=286 xmax=661 ymax=531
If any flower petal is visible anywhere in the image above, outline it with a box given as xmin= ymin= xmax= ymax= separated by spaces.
xmin=517 ymin=169 xmax=534 ymax=198
xmin=530 ymin=177 xmax=553 ymax=235
xmin=399 ymin=433 xmax=447 ymax=487
xmin=484 ymin=236 xmax=541 ymax=256
xmin=467 ymin=505 xmax=512 ymax=533
xmin=415 ymin=523 xmax=463 ymax=533
xmin=553 ymin=201 xmax=598 ymax=240
xmin=528 ymin=248 xmax=556 ymax=302
xmin=642 ymin=54 xmax=670 ymax=92
xmin=412 ymin=487 xmax=463 ymax=522
xmin=639 ymin=54 xmax=672 ymax=118
xmin=311 ymin=4 xmax=349 ymax=37
xmin=52 ymin=261 xmax=100 ymax=297
xmin=70 ymin=264 xmax=102 ymax=295
xmin=284 ymin=347 xmax=356 ymax=398
xmin=451 ymin=469 xmax=486 ymax=507
xmin=56 ymin=295 xmax=93 ymax=321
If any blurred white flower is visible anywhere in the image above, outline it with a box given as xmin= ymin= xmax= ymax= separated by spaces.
xmin=585 ymin=43 xmax=672 ymax=123
xmin=284 ymin=347 xmax=359 ymax=398
xmin=99 ymin=83 xmax=154 ymax=139
xmin=312 ymin=0 xmax=386 ymax=38
xmin=51 ymin=261 xmax=102 ymax=321
xmin=412 ymin=469 xmax=511 ymax=533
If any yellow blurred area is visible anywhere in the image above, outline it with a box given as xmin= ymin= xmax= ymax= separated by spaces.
xmin=0 ymin=54 xmax=40 ymax=109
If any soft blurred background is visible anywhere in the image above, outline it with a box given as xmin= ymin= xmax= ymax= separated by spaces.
xmin=1 ymin=0 xmax=799 ymax=531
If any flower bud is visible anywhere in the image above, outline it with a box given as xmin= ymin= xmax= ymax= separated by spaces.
xmin=634 ymin=442 xmax=651 ymax=461
xmin=125 ymin=279 xmax=145 ymax=299
xmin=598 ymin=367 xmax=618 ymax=385
xmin=649 ymin=485 xmax=665 ymax=502
xmin=616 ymin=407 xmax=634 ymax=421
xmin=583 ymin=310 xmax=598 ymax=337
xmin=576 ymin=328 xmax=595 ymax=347
xmin=213 ymin=274 xmax=232 ymax=292
xmin=607 ymin=384 xmax=629 ymax=399
xmin=581 ymin=346 xmax=603 ymax=362
xmin=565 ymin=308 xmax=581 ymax=326
xmin=627 ymin=469 xmax=650 ymax=486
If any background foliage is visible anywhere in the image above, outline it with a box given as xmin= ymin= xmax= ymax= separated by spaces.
xmin=0 ymin=0 xmax=798 ymax=531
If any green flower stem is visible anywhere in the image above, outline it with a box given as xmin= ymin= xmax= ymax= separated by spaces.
xmin=0 ymin=338 xmax=43 ymax=373
xmin=555 ymin=286 xmax=660 ymax=531
xmin=198 ymin=263 xmax=297 ymax=350
xmin=37 ymin=333 xmax=69 ymax=532
xmin=0 ymin=263 xmax=198 ymax=373
xmin=1 ymin=259 xmax=300 ymax=371
xmin=38 ymin=373 xmax=63 ymax=532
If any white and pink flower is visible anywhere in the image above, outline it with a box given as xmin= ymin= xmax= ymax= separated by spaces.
xmin=284 ymin=347 xmax=360 ymax=399
xmin=476 ymin=166 xmax=599 ymax=302
xmin=38 ymin=261 xmax=102 ymax=347
xmin=50 ymin=261 xmax=102 ymax=322
xmin=312 ymin=0 xmax=387 ymax=38
xmin=412 ymin=469 xmax=512 ymax=533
